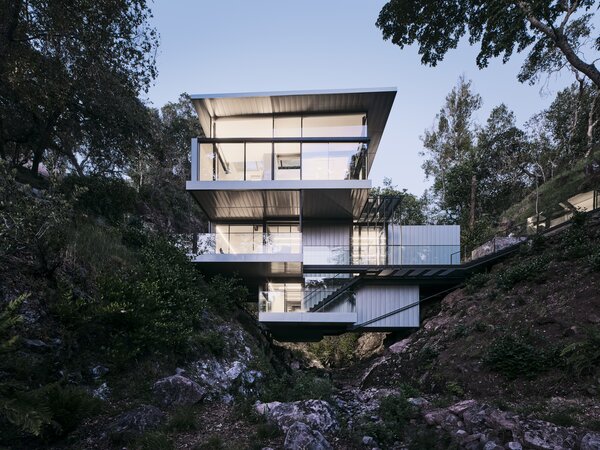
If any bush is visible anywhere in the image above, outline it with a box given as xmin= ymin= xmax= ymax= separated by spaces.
xmin=464 ymin=272 xmax=489 ymax=294
xmin=307 ymin=333 xmax=359 ymax=367
xmin=359 ymin=394 xmax=415 ymax=447
xmin=483 ymin=334 xmax=557 ymax=379
xmin=560 ymin=327 xmax=600 ymax=377
xmin=561 ymin=210 xmax=590 ymax=259
xmin=496 ymin=255 xmax=549 ymax=290
xmin=587 ymin=248 xmax=600 ymax=271
xmin=166 ymin=406 xmax=198 ymax=432
xmin=60 ymin=175 xmax=137 ymax=225
xmin=136 ymin=431 xmax=174 ymax=450
xmin=260 ymin=372 xmax=333 ymax=403
xmin=43 ymin=384 xmax=102 ymax=438
xmin=194 ymin=331 xmax=226 ymax=357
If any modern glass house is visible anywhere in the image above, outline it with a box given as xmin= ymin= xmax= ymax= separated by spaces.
xmin=186 ymin=88 xmax=460 ymax=341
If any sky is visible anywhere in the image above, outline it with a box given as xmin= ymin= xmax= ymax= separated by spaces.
xmin=147 ymin=0 xmax=580 ymax=195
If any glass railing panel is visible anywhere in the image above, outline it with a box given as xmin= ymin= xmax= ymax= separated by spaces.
xmin=303 ymin=245 xmax=462 ymax=265
xmin=193 ymin=233 xmax=302 ymax=255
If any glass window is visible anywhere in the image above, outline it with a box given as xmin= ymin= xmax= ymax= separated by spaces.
xmin=214 ymin=143 xmax=244 ymax=180
xmin=302 ymin=114 xmax=366 ymax=138
xmin=328 ymin=143 xmax=364 ymax=180
xmin=215 ymin=224 xmax=262 ymax=254
xmin=302 ymin=143 xmax=329 ymax=180
xmin=274 ymin=116 xmax=302 ymax=137
xmin=274 ymin=143 xmax=301 ymax=180
xmin=199 ymin=143 xmax=215 ymax=181
xmin=214 ymin=117 xmax=272 ymax=138
xmin=268 ymin=282 xmax=303 ymax=312
xmin=352 ymin=226 xmax=385 ymax=265
xmin=245 ymin=143 xmax=272 ymax=180
xmin=267 ymin=223 xmax=301 ymax=253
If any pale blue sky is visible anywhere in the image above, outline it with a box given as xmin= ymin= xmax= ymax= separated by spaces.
xmin=147 ymin=0 xmax=578 ymax=195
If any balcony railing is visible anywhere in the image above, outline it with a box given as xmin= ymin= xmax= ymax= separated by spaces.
xmin=192 ymin=138 xmax=369 ymax=182
xmin=259 ymin=285 xmax=356 ymax=313
xmin=193 ymin=232 xmax=302 ymax=255
xmin=303 ymin=244 xmax=462 ymax=266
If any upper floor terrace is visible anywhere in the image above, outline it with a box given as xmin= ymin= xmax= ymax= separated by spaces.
xmin=186 ymin=89 xmax=397 ymax=221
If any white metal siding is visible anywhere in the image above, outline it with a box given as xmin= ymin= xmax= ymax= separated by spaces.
xmin=355 ymin=285 xmax=419 ymax=328
xmin=387 ymin=225 xmax=460 ymax=265
xmin=302 ymin=224 xmax=350 ymax=246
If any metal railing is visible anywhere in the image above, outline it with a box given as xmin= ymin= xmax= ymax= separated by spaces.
xmin=188 ymin=232 xmax=302 ymax=256
xmin=303 ymin=244 xmax=461 ymax=266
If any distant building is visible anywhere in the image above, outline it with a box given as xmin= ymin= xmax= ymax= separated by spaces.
xmin=186 ymin=89 xmax=460 ymax=341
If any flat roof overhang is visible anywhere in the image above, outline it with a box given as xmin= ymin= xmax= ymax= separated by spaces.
xmin=190 ymin=88 xmax=397 ymax=175
xmin=191 ymin=258 xmax=302 ymax=278
xmin=186 ymin=180 xmax=371 ymax=221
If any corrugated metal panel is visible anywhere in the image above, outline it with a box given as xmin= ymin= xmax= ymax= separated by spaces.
xmin=355 ymin=285 xmax=419 ymax=328
xmin=302 ymin=224 xmax=350 ymax=246
xmin=398 ymin=225 xmax=460 ymax=245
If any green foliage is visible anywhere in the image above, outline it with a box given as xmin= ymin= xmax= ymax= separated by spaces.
xmin=194 ymin=331 xmax=226 ymax=357
xmin=60 ymin=176 xmax=137 ymax=225
xmin=587 ymin=248 xmax=600 ymax=271
xmin=542 ymin=406 xmax=579 ymax=428
xmin=483 ymin=334 xmax=557 ymax=379
xmin=561 ymin=210 xmax=590 ymax=259
xmin=445 ymin=381 xmax=464 ymax=397
xmin=196 ymin=435 xmax=225 ymax=450
xmin=359 ymin=394 xmax=415 ymax=447
xmin=97 ymin=235 xmax=209 ymax=364
xmin=135 ymin=431 xmax=174 ymax=450
xmin=166 ymin=406 xmax=198 ymax=432
xmin=464 ymin=272 xmax=489 ymax=294
xmin=43 ymin=384 xmax=102 ymax=438
xmin=254 ymin=422 xmax=282 ymax=441
xmin=376 ymin=0 xmax=599 ymax=89
xmin=560 ymin=327 xmax=600 ymax=378
xmin=307 ymin=333 xmax=359 ymax=368
xmin=260 ymin=372 xmax=333 ymax=403
xmin=496 ymin=255 xmax=549 ymax=290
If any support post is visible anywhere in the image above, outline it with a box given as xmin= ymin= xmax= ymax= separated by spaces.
xmin=191 ymin=138 xmax=199 ymax=181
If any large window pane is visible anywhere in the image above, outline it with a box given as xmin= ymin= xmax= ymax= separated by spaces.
xmin=274 ymin=116 xmax=301 ymax=137
xmin=214 ymin=117 xmax=272 ymax=138
xmin=215 ymin=143 xmax=244 ymax=180
xmin=199 ymin=143 xmax=214 ymax=181
xmin=328 ymin=142 xmax=363 ymax=180
xmin=302 ymin=143 xmax=329 ymax=180
xmin=215 ymin=224 xmax=262 ymax=254
xmin=274 ymin=143 xmax=301 ymax=180
xmin=246 ymin=143 xmax=272 ymax=180
xmin=303 ymin=114 xmax=366 ymax=137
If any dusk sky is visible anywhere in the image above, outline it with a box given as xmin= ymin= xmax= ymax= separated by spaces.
xmin=147 ymin=0 xmax=582 ymax=195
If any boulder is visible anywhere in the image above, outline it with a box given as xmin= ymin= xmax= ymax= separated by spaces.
xmin=448 ymin=400 xmax=478 ymax=416
xmin=581 ymin=432 xmax=600 ymax=450
xmin=108 ymin=404 xmax=165 ymax=435
xmin=256 ymin=400 xmax=338 ymax=434
xmin=284 ymin=421 xmax=332 ymax=450
xmin=522 ymin=421 xmax=578 ymax=450
xmin=91 ymin=365 xmax=109 ymax=379
xmin=152 ymin=374 xmax=206 ymax=407
xmin=506 ymin=442 xmax=523 ymax=450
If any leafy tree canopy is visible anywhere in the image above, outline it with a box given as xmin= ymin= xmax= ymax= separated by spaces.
xmin=376 ymin=0 xmax=600 ymax=88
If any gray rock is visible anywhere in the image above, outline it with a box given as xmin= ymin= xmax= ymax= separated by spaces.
xmin=506 ymin=442 xmax=522 ymax=450
xmin=448 ymin=400 xmax=478 ymax=416
xmin=109 ymin=404 xmax=165 ymax=435
xmin=226 ymin=361 xmax=245 ymax=380
xmin=483 ymin=442 xmax=503 ymax=450
xmin=152 ymin=374 xmax=205 ymax=407
xmin=256 ymin=400 xmax=338 ymax=434
xmin=91 ymin=365 xmax=109 ymax=379
xmin=581 ymin=433 xmax=600 ymax=450
xmin=408 ymin=397 xmax=430 ymax=409
xmin=284 ymin=422 xmax=332 ymax=450
xmin=362 ymin=435 xmax=376 ymax=446
xmin=388 ymin=338 xmax=411 ymax=354
xmin=522 ymin=423 xmax=578 ymax=450
xmin=23 ymin=338 xmax=50 ymax=350
xmin=93 ymin=382 xmax=110 ymax=401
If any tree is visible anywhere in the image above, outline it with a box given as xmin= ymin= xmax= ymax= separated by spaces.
xmin=371 ymin=177 xmax=427 ymax=225
xmin=421 ymin=76 xmax=482 ymax=230
xmin=376 ymin=0 xmax=600 ymax=89
xmin=0 ymin=0 xmax=158 ymax=176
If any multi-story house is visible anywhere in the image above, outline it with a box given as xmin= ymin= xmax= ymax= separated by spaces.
xmin=186 ymin=88 xmax=460 ymax=341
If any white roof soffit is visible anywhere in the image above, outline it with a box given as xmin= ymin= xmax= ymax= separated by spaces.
xmin=190 ymin=88 xmax=397 ymax=172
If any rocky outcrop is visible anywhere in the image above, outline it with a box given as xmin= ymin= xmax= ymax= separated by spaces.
xmin=284 ymin=421 xmax=332 ymax=450
xmin=152 ymin=374 xmax=206 ymax=407
xmin=255 ymin=399 xmax=338 ymax=434
xmin=108 ymin=404 xmax=165 ymax=436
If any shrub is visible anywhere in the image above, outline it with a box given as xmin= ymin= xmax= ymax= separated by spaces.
xmin=560 ymin=327 xmax=600 ymax=377
xmin=136 ymin=431 xmax=174 ymax=450
xmin=464 ymin=272 xmax=489 ymax=294
xmin=587 ymin=248 xmax=600 ymax=271
xmin=60 ymin=175 xmax=137 ymax=225
xmin=445 ymin=381 xmax=464 ymax=397
xmin=195 ymin=331 xmax=226 ymax=357
xmin=43 ymin=384 xmax=102 ymax=438
xmin=260 ymin=372 xmax=333 ymax=403
xmin=483 ymin=334 xmax=557 ymax=379
xmin=196 ymin=435 xmax=225 ymax=450
xmin=561 ymin=210 xmax=590 ymax=259
xmin=359 ymin=394 xmax=415 ymax=447
xmin=307 ymin=333 xmax=359 ymax=367
xmin=496 ymin=255 xmax=549 ymax=290
xmin=166 ymin=406 xmax=198 ymax=432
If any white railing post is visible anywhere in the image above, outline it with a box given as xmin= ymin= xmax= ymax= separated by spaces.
xmin=191 ymin=137 xmax=198 ymax=181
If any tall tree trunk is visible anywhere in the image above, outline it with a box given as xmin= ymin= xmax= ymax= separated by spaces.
xmin=585 ymin=94 xmax=599 ymax=158
xmin=469 ymin=173 xmax=477 ymax=231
